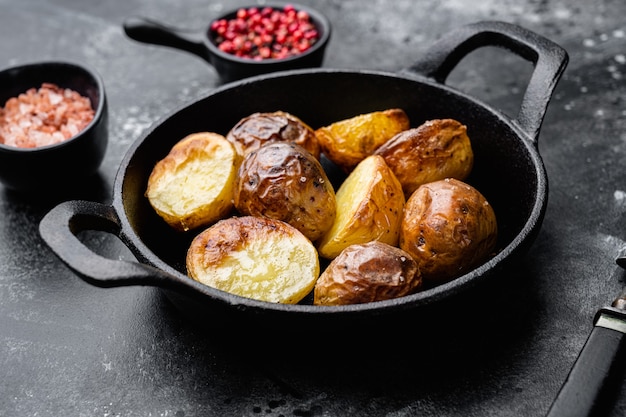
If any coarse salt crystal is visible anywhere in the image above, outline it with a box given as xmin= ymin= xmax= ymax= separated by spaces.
xmin=0 ymin=83 xmax=94 ymax=148
xmin=48 ymin=91 xmax=63 ymax=105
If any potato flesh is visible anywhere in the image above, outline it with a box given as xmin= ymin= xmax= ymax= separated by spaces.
xmin=198 ymin=237 xmax=315 ymax=303
xmin=316 ymin=155 xmax=405 ymax=259
xmin=156 ymin=156 xmax=224 ymax=214
xmin=187 ymin=216 xmax=320 ymax=304
xmin=146 ymin=132 xmax=239 ymax=231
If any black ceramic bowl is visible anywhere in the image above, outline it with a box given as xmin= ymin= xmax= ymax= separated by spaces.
xmin=123 ymin=2 xmax=331 ymax=83
xmin=0 ymin=61 xmax=108 ymax=192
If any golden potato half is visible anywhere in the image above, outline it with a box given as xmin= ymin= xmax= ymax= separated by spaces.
xmin=375 ymin=119 xmax=474 ymax=197
xmin=316 ymin=108 xmax=410 ymax=172
xmin=400 ymin=178 xmax=497 ymax=285
xmin=314 ymin=241 xmax=421 ymax=306
xmin=146 ymin=132 xmax=241 ymax=232
xmin=316 ymin=155 xmax=405 ymax=259
xmin=226 ymin=111 xmax=320 ymax=159
xmin=186 ymin=216 xmax=320 ymax=304
xmin=234 ymin=142 xmax=336 ymax=242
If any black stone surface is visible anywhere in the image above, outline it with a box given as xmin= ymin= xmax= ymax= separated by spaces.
xmin=1 ymin=1 xmax=626 ymax=416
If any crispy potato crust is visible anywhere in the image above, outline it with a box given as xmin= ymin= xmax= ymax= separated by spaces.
xmin=186 ymin=216 xmax=320 ymax=304
xmin=375 ymin=119 xmax=473 ymax=197
xmin=314 ymin=241 xmax=421 ymax=306
xmin=315 ymin=108 xmax=410 ymax=172
xmin=226 ymin=111 xmax=320 ymax=159
xmin=316 ymin=155 xmax=405 ymax=259
xmin=146 ymin=132 xmax=241 ymax=232
xmin=234 ymin=142 xmax=336 ymax=241
xmin=400 ymin=178 xmax=497 ymax=285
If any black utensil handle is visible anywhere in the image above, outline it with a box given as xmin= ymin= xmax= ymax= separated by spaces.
xmin=403 ymin=21 xmax=569 ymax=143
xmin=123 ymin=16 xmax=208 ymax=61
xmin=38 ymin=200 xmax=182 ymax=289
xmin=546 ymin=310 xmax=626 ymax=417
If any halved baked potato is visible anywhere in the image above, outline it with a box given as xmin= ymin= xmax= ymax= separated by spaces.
xmin=400 ymin=178 xmax=498 ymax=285
xmin=234 ymin=142 xmax=336 ymax=242
xmin=186 ymin=216 xmax=320 ymax=304
xmin=374 ymin=119 xmax=473 ymax=197
xmin=146 ymin=132 xmax=241 ymax=232
xmin=314 ymin=241 xmax=421 ymax=306
xmin=315 ymin=108 xmax=410 ymax=172
xmin=226 ymin=111 xmax=320 ymax=159
xmin=316 ymin=154 xmax=405 ymax=259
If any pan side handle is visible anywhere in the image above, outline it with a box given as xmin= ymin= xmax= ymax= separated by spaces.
xmin=38 ymin=200 xmax=184 ymax=290
xmin=401 ymin=21 xmax=569 ymax=143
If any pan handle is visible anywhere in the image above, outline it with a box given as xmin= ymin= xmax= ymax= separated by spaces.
xmin=123 ymin=16 xmax=209 ymax=63
xmin=402 ymin=21 xmax=568 ymax=143
xmin=38 ymin=200 xmax=188 ymax=291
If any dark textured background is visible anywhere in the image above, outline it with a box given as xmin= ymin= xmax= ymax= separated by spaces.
xmin=1 ymin=1 xmax=626 ymax=416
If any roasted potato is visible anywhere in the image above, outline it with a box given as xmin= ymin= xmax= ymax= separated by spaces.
xmin=186 ymin=216 xmax=320 ymax=304
xmin=234 ymin=142 xmax=336 ymax=242
xmin=316 ymin=154 xmax=405 ymax=259
xmin=226 ymin=111 xmax=320 ymax=159
xmin=146 ymin=132 xmax=241 ymax=232
xmin=315 ymin=108 xmax=410 ymax=172
xmin=400 ymin=178 xmax=497 ymax=285
xmin=314 ymin=241 xmax=421 ymax=306
xmin=374 ymin=119 xmax=473 ymax=197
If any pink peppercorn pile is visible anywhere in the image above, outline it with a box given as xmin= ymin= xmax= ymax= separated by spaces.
xmin=210 ymin=4 xmax=320 ymax=60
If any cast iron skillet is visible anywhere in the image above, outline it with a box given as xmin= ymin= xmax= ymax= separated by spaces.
xmin=39 ymin=21 xmax=568 ymax=331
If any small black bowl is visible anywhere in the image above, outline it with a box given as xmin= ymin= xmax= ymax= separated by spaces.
xmin=123 ymin=2 xmax=331 ymax=83
xmin=0 ymin=61 xmax=108 ymax=193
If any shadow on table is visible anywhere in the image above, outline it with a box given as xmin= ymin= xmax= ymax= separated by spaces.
xmin=149 ymin=258 xmax=542 ymax=404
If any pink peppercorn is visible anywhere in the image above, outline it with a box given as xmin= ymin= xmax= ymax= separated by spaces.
xmin=211 ymin=5 xmax=320 ymax=60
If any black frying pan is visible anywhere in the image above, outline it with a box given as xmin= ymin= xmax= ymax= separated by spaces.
xmin=39 ymin=21 xmax=568 ymax=331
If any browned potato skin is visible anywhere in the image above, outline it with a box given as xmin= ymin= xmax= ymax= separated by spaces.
xmin=234 ymin=142 xmax=336 ymax=242
xmin=374 ymin=119 xmax=473 ymax=197
xmin=400 ymin=178 xmax=497 ymax=285
xmin=226 ymin=111 xmax=320 ymax=159
xmin=315 ymin=108 xmax=410 ymax=173
xmin=314 ymin=241 xmax=421 ymax=306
